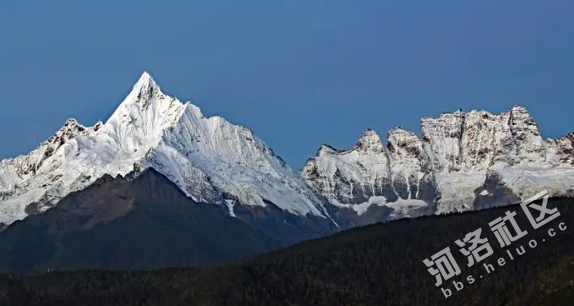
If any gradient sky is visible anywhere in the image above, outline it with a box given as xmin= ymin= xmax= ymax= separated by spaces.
xmin=0 ymin=1 xmax=573 ymax=169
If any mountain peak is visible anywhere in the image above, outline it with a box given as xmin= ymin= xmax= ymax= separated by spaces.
xmin=137 ymin=71 xmax=155 ymax=86
xmin=127 ymin=71 xmax=162 ymax=102
xmin=388 ymin=126 xmax=413 ymax=135
xmin=511 ymin=105 xmax=528 ymax=112
xmin=102 ymin=72 xmax=186 ymax=150
xmin=356 ymin=129 xmax=384 ymax=152
xmin=316 ymin=144 xmax=339 ymax=156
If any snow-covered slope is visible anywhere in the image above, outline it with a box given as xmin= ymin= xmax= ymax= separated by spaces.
xmin=301 ymin=128 xmax=436 ymax=218
xmin=2 ymin=73 xmax=572 ymax=230
xmin=0 ymin=72 xmax=330 ymax=226
xmin=303 ymin=106 xmax=574 ymax=217
xmin=300 ymin=129 xmax=395 ymax=207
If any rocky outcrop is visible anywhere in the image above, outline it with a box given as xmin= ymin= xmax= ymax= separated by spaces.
xmin=303 ymin=106 xmax=574 ymax=224
xmin=387 ymin=127 xmax=436 ymax=203
xmin=547 ymin=132 xmax=574 ymax=166
xmin=301 ymin=129 xmax=396 ymax=207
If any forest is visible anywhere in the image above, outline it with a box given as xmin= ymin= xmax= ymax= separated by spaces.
xmin=0 ymin=198 xmax=572 ymax=306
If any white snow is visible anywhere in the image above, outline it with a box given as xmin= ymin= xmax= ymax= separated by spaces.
xmin=301 ymin=130 xmax=391 ymax=205
xmin=385 ymin=198 xmax=429 ymax=218
xmin=1 ymin=74 xmax=573 ymax=227
xmin=421 ymin=110 xmax=465 ymax=173
xmin=435 ymin=172 xmax=486 ymax=213
xmin=327 ymin=195 xmax=428 ymax=218
xmin=351 ymin=196 xmax=387 ymax=215
xmin=387 ymin=127 xmax=428 ymax=198
xmin=491 ymin=163 xmax=574 ymax=200
xmin=0 ymin=72 xmax=329 ymax=225
xmin=303 ymin=105 xmax=574 ymax=217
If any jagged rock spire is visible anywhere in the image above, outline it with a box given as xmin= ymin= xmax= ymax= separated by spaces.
xmin=356 ymin=129 xmax=384 ymax=153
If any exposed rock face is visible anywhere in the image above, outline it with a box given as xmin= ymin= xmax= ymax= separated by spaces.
xmin=421 ymin=110 xmax=465 ymax=173
xmin=0 ymin=119 xmax=102 ymax=185
xmin=301 ymin=129 xmax=396 ymax=208
xmin=303 ymin=106 xmax=574 ymax=223
xmin=547 ymin=132 xmax=574 ymax=166
xmin=420 ymin=106 xmax=547 ymax=173
xmin=387 ymin=127 xmax=436 ymax=203
xmin=302 ymin=128 xmax=437 ymax=223
xmin=509 ymin=106 xmax=546 ymax=163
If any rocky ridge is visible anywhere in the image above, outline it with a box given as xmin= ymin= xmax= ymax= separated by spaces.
xmin=303 ymin=106 xmax=574 ymax=217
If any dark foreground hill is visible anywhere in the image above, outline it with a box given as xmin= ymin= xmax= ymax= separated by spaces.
xmin=0 ymin=169 xmax=281 ymax=274
xmin=0 ymin=197 xmax=573 ymax=306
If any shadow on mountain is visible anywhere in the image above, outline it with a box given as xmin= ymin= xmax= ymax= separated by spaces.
xmin=0 ymin=169 xmax=281 ymax=274
xmin=0 ymin=197 xmax=573 ymax=305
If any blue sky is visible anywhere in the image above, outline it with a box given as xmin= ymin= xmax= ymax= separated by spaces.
xmin=0 ymin=1 xmax=573 ymax=168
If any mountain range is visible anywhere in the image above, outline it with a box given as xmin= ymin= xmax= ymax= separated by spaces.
xmin=0 ymin=72 xmax=573 ymax=272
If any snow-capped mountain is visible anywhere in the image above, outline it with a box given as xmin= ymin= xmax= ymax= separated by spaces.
xmin=301 ymin=128 xmax=435 ymax=219
xmin=303 ymin=106 xmax=574 ymax=218
xmin=0 ymin=72 xmax=332 ymax=231
xmin=1 ymin=72 xmax=573 ymax=233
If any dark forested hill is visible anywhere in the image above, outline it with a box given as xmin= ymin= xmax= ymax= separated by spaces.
xmin=0 ymin=169 xmax=281 ymax=274
xmin=0 ymin=197 xmax=573 ymax=305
